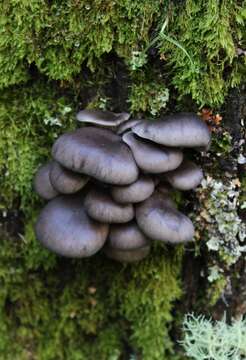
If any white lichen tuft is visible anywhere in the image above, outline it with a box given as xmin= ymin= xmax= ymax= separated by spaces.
xmin=207 ymin=265 xmax=224 ymax=283
xmin=181 ymin=313 xmax=246 ymax=360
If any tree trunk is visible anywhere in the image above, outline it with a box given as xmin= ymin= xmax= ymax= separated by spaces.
xmin=0 ymin=2 xmax=245 ymax=359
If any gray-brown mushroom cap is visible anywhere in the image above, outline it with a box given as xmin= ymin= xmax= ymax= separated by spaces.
xmin=34 ymin=161 xmax=59 ymax=200
xmin=35 ymin=195 xmax=109 ymax=258
xmin=50 ymin=161 xmax=89 ymax=194
xmin=135 ymin=192 xmax=194 ymax=243
xmin=104 ymin=245 xmax=150 ymax=263
xmin=107 ymin=221 xmax=150 ymax=250
xmin=132 ymin=113 xmax=211 ymax=149
xmin=122 ymin=131 xmax=183 ymax=173
xmin=84 ymin=188 xmax=134 ymax=223
xmin=117 ymin=119 xmax=142 ymax=135
xmin=76 ymin=109 xmax=130 ymax=127
xmin=111 ymin=175 xmax=155 ymax=203
xmin=164 ymin=159 xmax=203 ymax=191
xmin=52 ymin=127 xmax=139 ymax=185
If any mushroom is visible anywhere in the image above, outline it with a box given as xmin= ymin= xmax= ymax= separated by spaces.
xmin=117 ymin=119 xmax=142 ymax=135
xmin=135 ymin=192 xmax=194 ymax=243
xmin=164 ymin=159 xmax=203 ymax=191
xmin=34 ymin=110 xmax=205 ymax=260
xmin=105 ymin=221 xmax=151 ymax=262
xmin=122 ymin=131 xmax=183 ymax=173
xmin=50 ymin=161 xmax=89 ymax=194
xmin=107 ymin=221 xmax=150 ymax=250
xmin=132 ymin=113 xmax=211 ymax=149
xmin=84 ymin=188 xmax=134 ymax=223
xmin=76 ymin=109 xmax=130 ymax=127
xmin=34 ymin=161 xmax=59 ymax=200
xmin=52 ymin=127 xmax=139 ymax=185
xmin=35 ymin=195 xmax=109 ymax=257
xmin=111 ymin=175 xmax=155 ymax=203
xmin=104 ymin=246 xmax=150 ymax=263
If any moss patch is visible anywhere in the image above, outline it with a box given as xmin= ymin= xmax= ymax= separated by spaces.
xmin=0 ymin=225 xmax=183 ymax=359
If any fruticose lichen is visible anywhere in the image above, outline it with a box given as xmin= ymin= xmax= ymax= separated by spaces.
xmin=181 ymin=313 xmax=246 ymax=360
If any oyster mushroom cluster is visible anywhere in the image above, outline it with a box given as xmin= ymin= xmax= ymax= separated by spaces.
xmin=34 ymin=110 xmax=211 ymax=262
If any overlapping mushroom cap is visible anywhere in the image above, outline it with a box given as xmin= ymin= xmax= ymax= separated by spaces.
xmin=104 ymin=221 xmax=150 ymax=262
xmin=35 ymin=195 xmax=109 ymax=258
xmin=52 ymin=127 xmax=139 ymax=185
xmin=50 ymin=161 xmax=89 ymax=194
xmin=84 ymin=188 xmax=134 ymax=223
xmin=107 ymin=221 xmax=150 ymax=250
xmin=76 ymin=109 xmax=130 ymax=127
xmin=122 ymin=131 xmax=183 ymax=173
xmin=136 ymin=191 xmax=194 ymax=243
xmin=164 ymin=160 xmax=203 ymax=191
xmin=34 ymin=109 xmax=210 ymax=262
xmin=111 ymin=175 xmax=155 ymax=203
xmin=132 ymin=113 xmax=211 ymax=149
xmin=34 ymin=161 xmax=59 ymax=200
xmin=117 ymin=119 xmax=142 ymax=135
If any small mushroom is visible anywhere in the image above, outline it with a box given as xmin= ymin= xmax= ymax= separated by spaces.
xmin=35 ymin=195 xmax=109 ymax=257
xmin=76 ymin=109 xmax=130 ymax=127
xmin=84 ymin=188 xmax=134 ymax=223
xmin=136 ymin=192 xmax=194 ymax=243
xmin=117 ymin=119 xmax=142 ymax=135
xmin=104 ymin=246 xmax=150 ymax=263
xmin=107 ymin=221 xmax=150 ymax=250
xmin=50 ymin=161 xmax=89 ymax=194
xmin=34 ymin=161 xmax=59 ymax=200
xmin=122 ymin=131 xmax=183 ymax=173
xmin=132 ymin=113 xmax=211 ymax=149
xmin=164 ymin=159 xmax=203 ymax=191
xmin=111 ymin=175 xmax=155 ymax=203
xmin=52 ymin=127 xmax=139 ymax=185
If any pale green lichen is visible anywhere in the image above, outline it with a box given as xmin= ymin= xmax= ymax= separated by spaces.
xmin=207 ymin=265 xmax=224 ymax=283
xmin=196 ymin=176 xmax=246 ymax=265
xmin=181 ymin=313 xmax=246 ymax=360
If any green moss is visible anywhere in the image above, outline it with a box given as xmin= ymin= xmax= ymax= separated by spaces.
xmin=210 ymin=130 xmax=233 ymax=155
xmin=0 ymin=81 xmax=76 ymax=209
xmin=110 ymin=244 xmax=183 ymax=359
xmin=1 ymin=1 xmax=245 ymax=106
xmin=0 ymin=0 xmax=162 ymax=87
xmin=207 ymin=275 xmax=228 ymax=306
xmin=0 ymin=221 xmax=183 ymax=359
xmin=129 ymin=70 xmax=169 ymax=116
xmin=158 ymin=0 xmax=246 ymax=107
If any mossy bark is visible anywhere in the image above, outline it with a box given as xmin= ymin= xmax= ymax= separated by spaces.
xmin=0 ymin=1 xmax=245 ymax=359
